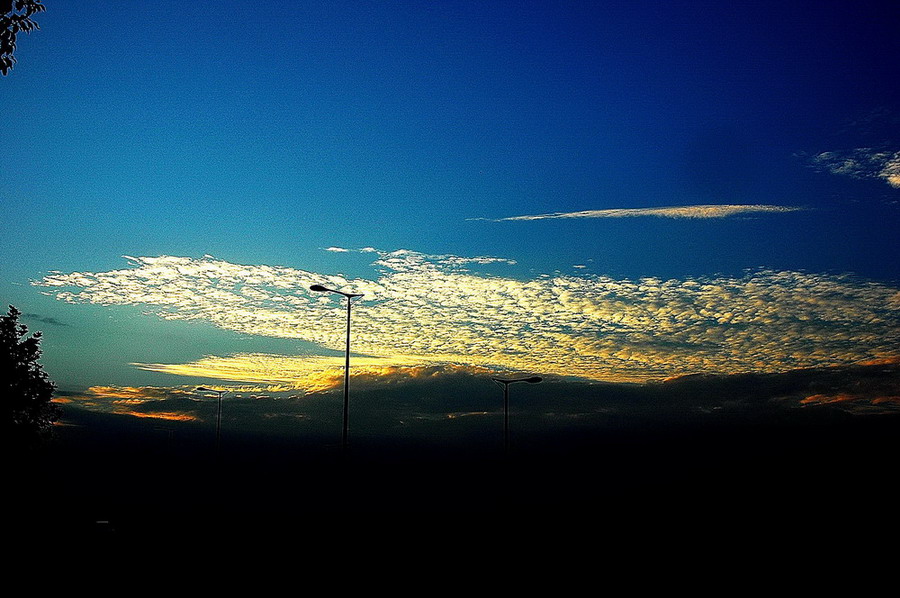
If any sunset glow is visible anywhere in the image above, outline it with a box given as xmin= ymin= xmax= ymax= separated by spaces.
xmin=4 ymin=2 xmax=899 ymax=537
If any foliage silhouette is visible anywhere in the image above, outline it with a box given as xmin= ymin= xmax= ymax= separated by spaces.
xmin=1 ymin=0 xmax=46 ymax=75
xmin=2 ymin=305 xmax=58 ymax=449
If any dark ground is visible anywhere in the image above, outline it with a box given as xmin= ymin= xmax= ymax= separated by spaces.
xmin=9 ymin=401 xmax=898 ymax=577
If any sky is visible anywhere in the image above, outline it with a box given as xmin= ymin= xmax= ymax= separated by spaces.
xmin=2 ymin=1 xmax=900 ymax=452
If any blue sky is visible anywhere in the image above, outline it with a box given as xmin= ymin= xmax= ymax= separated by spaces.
xmin=2 ymin=1 xmax=899 ymax=398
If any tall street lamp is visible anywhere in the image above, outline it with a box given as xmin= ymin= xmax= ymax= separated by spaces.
xmin=310 ymin=284 xmax=364 ymax=452
xmin=196 ymin=387 xmax=227 ymax=457
xmin=491 ymin=376 xmax=542 ymax=454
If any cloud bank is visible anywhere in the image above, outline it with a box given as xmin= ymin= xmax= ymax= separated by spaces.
xmin=470 ymin=204 xmax=805 ymax=222
xmin=57 ymin=358 xmax=900 ymax=433
xmin=134 ymin=354 xmax=493 ymax=394
xmin=54 ymin=386 xmax=202 ymax=421
xmin=36 ymin=249 xmax=900 ymax=383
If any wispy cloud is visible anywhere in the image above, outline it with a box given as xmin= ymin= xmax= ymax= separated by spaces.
xmin=134 ymin=356 xmax=495 ymax=393
xmin=808 ymin=148 xmax=900 ymax=188
xmin=36 ymin=249 xmax=900 ymax=383
xmin=23 ymin=313 xmax=68 ymax=326
xmin=470 ymin=204 xmax=805 ymax=222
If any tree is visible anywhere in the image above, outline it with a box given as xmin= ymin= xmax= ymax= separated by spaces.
xmin=1 ymin=0 xmax=46 ymax=75
xmin=2 ymin=305 xmax=58 ymax=449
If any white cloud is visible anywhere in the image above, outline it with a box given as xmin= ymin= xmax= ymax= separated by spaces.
xmin=36 ymin=250 xmax=900 ymax=383
xmin=809 ymin=148 xmax=900 ymax=188
xmin=471 ymin=204 xmax=805 ymax=222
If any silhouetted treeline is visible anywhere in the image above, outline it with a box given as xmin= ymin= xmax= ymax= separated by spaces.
xmin=2 ymin=305 xmax=58 ymax=451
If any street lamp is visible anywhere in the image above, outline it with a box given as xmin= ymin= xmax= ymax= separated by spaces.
xmin=491 ymin=376 xmax=542 ymax=454
xmin=196 ymin=387 xmax=227 ymax=457
xmin=310 ymin=284 xmax=364 ymax=452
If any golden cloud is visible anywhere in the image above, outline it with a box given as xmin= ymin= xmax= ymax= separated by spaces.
xmin=134 ymin=354 xmax=497 ymax=392
xmin=37 ymin=250 xmax=900 ymax=382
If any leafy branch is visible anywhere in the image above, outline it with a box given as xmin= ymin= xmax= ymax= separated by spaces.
xmin=1 ymin=0 xmax=47 ymax=75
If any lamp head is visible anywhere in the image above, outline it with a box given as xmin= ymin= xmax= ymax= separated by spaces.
xmin=311 ymin=284 xmax=364 ymax=299
xmin=491 ymin=376 xmax=543 ymax=384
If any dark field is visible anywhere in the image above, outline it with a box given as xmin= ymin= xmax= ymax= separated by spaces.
xmin=12 ymin=390 xmax=898 ymax=565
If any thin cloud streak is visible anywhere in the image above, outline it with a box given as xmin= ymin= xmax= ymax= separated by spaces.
xmin=470 ymin=204 xmax=806 ymax=222
xmin=36 ymin=249 xmax=900 ymax=383
xmin=133 ymin=356 xmax=496 ymax=393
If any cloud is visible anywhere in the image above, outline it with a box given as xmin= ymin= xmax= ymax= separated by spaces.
xmin=659 ymin=356 xmax=900 ymax=416
xmin=59 ymin=359 xmax=900 ymax=434
xmin=133 ymin=354 xmax=489 ymax=393
xmin=470 ymin=204 xmax=806 ymax=221
xmin=58 ymin=386 xmax=203 ymax=421
xmin=23 ymin=313 xmax=68 ymax=326
xmin=808 ymin=148 xmax=900 ymax=188
xmin=325 ymin=246 xmax=350 ymax=252
xmin=35 ymin=250 xmax=900 ymax=383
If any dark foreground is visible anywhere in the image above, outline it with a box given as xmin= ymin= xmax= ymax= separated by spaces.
xmin=10 ymin=405 xmax=898 ymax=573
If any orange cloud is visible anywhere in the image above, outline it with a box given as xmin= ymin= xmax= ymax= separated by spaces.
xmin=61 ymin=385 xmax=202 ymax=421
xmin=857 ymin=356 xmax=900 ymax=366
xmin=800 ymin=393 xmax=857 ymax=405
xmin=114 ymin=410 xmax=199 ymax=422
xmin=801 ymin=393 xmax=900 ymax=413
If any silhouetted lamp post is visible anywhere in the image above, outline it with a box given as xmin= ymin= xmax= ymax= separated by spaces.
xmin=491 ymin=376 xmax=542 ymax=453
xmin=196 ymin=387 xmax=227 ymax=456
xmin=310 ymin=284 xmax=364 ymax=452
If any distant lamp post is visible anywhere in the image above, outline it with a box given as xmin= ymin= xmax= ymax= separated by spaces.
xmin=196 ymin=387 xmax=227 ymax=457
xmin=310 ymin=284 xmax=364 ymax=452
xmin=491 ymin=376 xmax=542 ymax=454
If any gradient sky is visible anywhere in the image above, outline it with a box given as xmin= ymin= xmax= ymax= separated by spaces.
xmin=2 ymin=1 xmax=899 ymax=403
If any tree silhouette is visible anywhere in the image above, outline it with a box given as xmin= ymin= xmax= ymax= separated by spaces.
xmin=2 ymin=305 xmax=58 ymax=449
xmin=1 ymin=0 xmax=46 ymax=75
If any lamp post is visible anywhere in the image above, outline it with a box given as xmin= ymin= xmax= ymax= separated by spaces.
xmin=310 ymin=284 xmax=364 ymax=452
xmin=491 ymin=376 xmax=542 ymax=454
xmin=196 ymin=387 xmax=227 ymax=457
